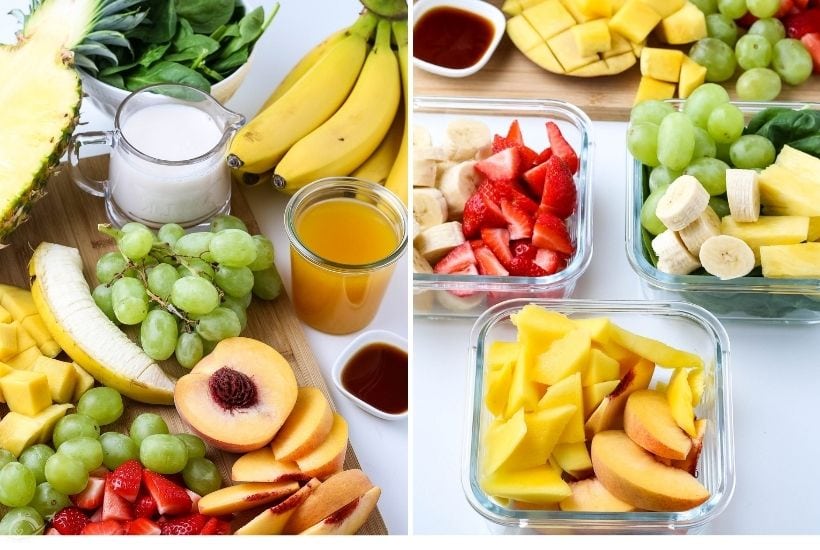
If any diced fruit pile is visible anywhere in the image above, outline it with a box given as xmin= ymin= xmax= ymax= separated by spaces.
xmin=413 ymin=118 xmax=580 ymax=311
xmin=0 ymin=285 xmax=61 ymax=369
xmin=479 ymin=304 xmax=710 ymax=512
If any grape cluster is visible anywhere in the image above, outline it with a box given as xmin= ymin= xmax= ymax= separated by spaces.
xmin=92 ymin=215 xmax=283 ymax=368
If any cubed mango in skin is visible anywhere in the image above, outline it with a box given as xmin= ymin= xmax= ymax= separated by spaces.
xmin=0 ymin=323 xmax=17 ymax=362
xmin=0 ymin=306 xmax=11 ymax=324
xmin=573 ymin=20 xmax=612 ymax=57
xmin=523 ymin=0 xmax=577 ymax=41
xmin=640 ymin=47 xmax=684 ymax=82
xmin=72 ymin=364 xmax=96 ymax=402
xmin=6 ymin=346 xmax=43 ymax=371
xmin=32 ymin=357 xmax=77 ymax=404
xmin=656 ymin=2 xmax=707 ymax=44
xmin=609 ymin=0 xmax=662 ymax=44
xmin=0 ymin=412 xmax=42 ymax=457
xmin=523 ymin=43 xmax=565 ymax=73
xmin=559 ymin=0 xmax=594 ymax=23
xmin=0 ymin=369 xmax=52 ymax=416
xmin=678 ymin=55 xmax=707 ymax=98
xmin=507 ymin=14 xmax=543 ymax=53
xmin=604 ymin=32 xmax=634 ymax=58
xmin=634 ymin=76 xmax=676 ymax=105
xmin=641 ymin=0 xmax=686 ymax=18
xmin=578 ymin=0 xmax=612 ymax=17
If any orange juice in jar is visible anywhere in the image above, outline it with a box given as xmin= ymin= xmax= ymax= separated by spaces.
xmin=285 ymin=178 xmax=407 ymax=334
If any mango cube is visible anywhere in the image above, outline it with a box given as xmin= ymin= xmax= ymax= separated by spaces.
xmin=582 ymin=348 xmax=621 ymax=386
xmin=13 ymin=321 xmax=37 ymax=353
xmin=523 ymin=43 xmax=565 ymax=73
xmin=678 ymin=56 xmax=707 ymax=99
xmin=0 ymin=306 xmax=10 ymax=324
xmin=609 ymin=0 xmax=662 ymax=44
xmin=487 ymin=341 xmax=520 ymax=371
xmin=502 ymin=0 xmax=523 ymax=16
xmin=583 ymin=379 xmax=620 ymax=417
xmin=578 ymin=0 xmax=612 ymax=17
xmin=505 ymin=348 xmax=543 ymax=418
xmin=0 ymin=323 xmax=17 ymax=362
xmin=559 ymin=0 xmax=594 ymax=23
xmin=0 ymin=362 xmax=12 ymax=402
xmin=656 ymin=2 xmax=707 ymax=44
xmin=548 ymin=28 xmax=600 ymax=72
xmin=486 ymin=355 xmax=516 ymax=417
xmin=32 ymin=356 xmax=77 ymax=403
xmin=482 ymin=408 xmax=528 ymax=476
xmin=481 ymin=464 xmax=571 ymax=504
xmin=72 ymin=364 xmax=96 ymax=402
xmin=641 ymin=0 xmax=686 ymax=17
xmin=507 ymin=15 xmax=543 ymax=52
xmin=534 ymin=329 xmax=591 ymax=385
xmin=21 ymin=316 xmax=60 ymax=358
xmin=6 ymin=346 xmax=43 ymax=370
xmin=552 ymin=442 xmax=593 ymax=478
xmin=523 ymin=0 xmax=576 ymax=41
xmin=0 ymin=288 xmax=38 ymax=320
xmin=511 ymin=304 xmax=576 ymax=355
xmin=572 ymin=20 xmax=612 ymax=57
xmin=0 ymin=412 xmax=42 ymax=457
xmin=604 ymin=32 xmax=634 ymax=58
xmin=0 ymin=370 xmax=52 ymax=416
xmin=537 ymin=372 xmax=585 ymax=443
xmin=640 ymin=47 xmax=683 ymax=82
xmin=504 ymin=405 xmax=577 ymax=470
xmin=634 ymin=76 xmax=676 ymax=105
xmin=810 ymin=218 xmax=820 ymax=241
xmin=31 ymin=403 xmax=74 ymax=444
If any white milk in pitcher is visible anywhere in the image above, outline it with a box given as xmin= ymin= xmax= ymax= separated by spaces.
xmin=110 ymin=103 xmax=230 ymax=225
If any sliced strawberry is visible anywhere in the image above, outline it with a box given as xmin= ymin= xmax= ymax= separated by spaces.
xmin=546 ymin=121 xmax=579 ymax=175
xmin=433 ymin=242 xmax=476 ymax=274
xmin=480 ymin=228 xmax=513 ymax=268
xmin=88 ymin=466 xmax=111 ymax=479
xmin=52 ymin=506 xmax=89 ymax=535
xmin=478 ymin=178 xmax=530 ymax=204
xmin=533 ymin=248 xmax=568 ymax=275
xmin=511 ymin=240 xmax=535 ymax=258
xmin=109 ymin=459 xmax=142 ymax=503
xmin=736 ymin=12 xmax=758 ymax=28
xmin=448 ymin=264 xmax=479 ymax=297
xmin=532 ymin=212 xmax=574 ymax=255
xmin=462 ymin=193 xmax=507 ymax=238
xmin=89 ymin=507 xmax=103 ymax=523
xmin=142 ymin=471 xmax=192 ymax=517
xmin=72 ymin=476 xmax=105 ymax=510
xmin=126 ymin=517 xmax=161 ymax=535
xmin=509 ymin=252 xmax=548 ymax=277
xmin=500 ymin=199 xmax=534 ymax=240
xmin=134 ymin=490 xmax=158 ymax=519
xmin=186 ymin=489 xmax=202 ymax=513
xmin=535 ymin=147 xmax=552 ymax=165
xmin=506 ymin=119 xmax=524 ymax=145
xmin=785 ymin=7 xmax=820 ymax=37
xmin=200 ymin=517 xmax=232 ymax=535
xmin=81 ymin=519 xmax=125 ymax=535
xmin=159 ymin=513 xmax=210 ymax=536
xmin=104 ymin=476 xmax=135 ymax=521
xmin=540 ymin=155 xmax=577 ymax=219
xmin=801 ymin=32 xmax=820 ymax=72
xmin=475 ymin=148 xmax=522 ymax=181
xmin=523 ymin=161 xmax=549 ymax=197
xmin=473 ymin=244 xmax=509 ymax=276
xmin=492 ymin=134 xmax=515 ymax=153
xmin=779 ymin=0 xmax=798 ymax=19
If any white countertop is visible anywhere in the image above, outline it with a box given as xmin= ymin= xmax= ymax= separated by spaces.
xmin=0 ymin=0 xmax=407 ymax=534
xmin=413 ymin=120 xmax=820 ymax=535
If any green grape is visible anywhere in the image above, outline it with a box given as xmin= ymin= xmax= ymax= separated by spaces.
xmin=176 ymin=434 xmax=206 ymax=460
xmin=158 ymin=223 xmax=185 ymax=246
xmin=195 ymin=307 xmax=241 ymax=342
xmin=640 ymin=185 xmax=669 ymax=236
xmin=210 ymin=214 xmax=248 ymax=233
xmin=692 ymin=126 xmax=717 ymax=159
xmin=0 ymin=462 xmax=36 ymax=507
xmin=209 ymin=229 xmax=257 ymax=267
xmin=221 ymin=295 xmax=248 ymax=331
xmin=77 ymin=387 xmax=124 ymax=426
xmin=122 ymin=222 xmax=149 ymax=233
xmin=657 ymin=112 xmax=696 ymax=171
xmin=237 ymin=292 xmax=253 ymax=309
xmin=92 ymin=284 xmax=117 ymax=323
xmin=683 ymin=83 xmax=730 ymax=128
xmin=736 ymin=67 xmax=782 ymax=101
xmin=709 ymin=196 xmax=731 ymax=218
xmin=214 ymin=265 xmax=255 ymax=298
xmin=29 ymin=482 xmax=70 ymax=520
xmin=57 ymin=437 xmax=103 ymax=472
xmin=627 ymin=122 xmax=660 ymax=167
xmin=729 ymin=134 xmax=776 ymax=168
xmin=715 ymin=141 xmax=733 ymax=163
xmin=772 ymin=38 xmax=813 ymax=86
xmin=0 ymin=506 xmax=44 ymax=535
xmin=717 ymin=0 xmax=746 ymax=18
xmin=746 ymin=0 xmax=779 ymax=18
xmin=139 ymin=434 xmax=188 ymax=474
xmin=44 ymin=454 xmax=88 ymax=495
xmin=649 ymin=166 xmax=682 ymax=193
xmin=113 ymin=296 xmax=148 ymax=326
xmin=182 ymin=457 xmax=221 ymax=496
xmin=748 ymin=18 xmax=786 ymax=45
xmin=18 ymin=445 xmax=54 ymax=485
xmin=53 ymin=414 xmax=100 ymax=448
xmin=176 ymin=258 xmax=215 ymax=280
xmin=130 ymin=413 xmax=169 ymax=447
xmin=119 ymin=226 xmax=154 ymax=261
xmin=685 ymin=157 xmax=730 ymax=195
xmin=174 ymin=232 xmax=214 ymax=258
xmin=112 ymin=276 xmax=147 ymax=303
xmin=202 ymin=338 xmax=217 ymax=356
xmin=735 ymin=34 xmax=773 ymax=70
xmin=707 ymin=103 xmax=744 ymax=144
xmin=252 ymin=266 xmax=283 ymax=300
xmin=691 ymin=0 xmax=718 ymax=13
xmin=171 ymin=276 xmax=220 ymax=315
xmin=689 ymin=38 xmax=737 ymax=82
xmin=630 ymin=100 xmax=675 ymax=125
xmin=147 ymin=263 xmax=179 ymax=300
xmin=175 ymin=332 xmax=204 ymax=369
xmin=96 ymin=251 xmax=128 ymax=284
xmin=140 ymin=309 xmax=179 ymax=361
xmin=100 ymin=432 xmax=139 ymax=470
xmin=0 ymin=449 xmax=14 ymax=469
xmin=706 ymin=14 xmax=738 ymax=47
xmin=247 ymin=235 xmax=275 ymax=271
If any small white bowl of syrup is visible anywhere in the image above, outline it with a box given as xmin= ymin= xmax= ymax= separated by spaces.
xmin=413 ymin=0 xmax=506 ymax=78
xmin=332 ymin=330 xmax=408 ymax=421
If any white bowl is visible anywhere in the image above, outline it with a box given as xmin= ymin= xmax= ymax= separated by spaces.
xmin=412 ymin=0 xmax=506 ymax=78
xmin=332 ymin=330 xmax=408 ymax=421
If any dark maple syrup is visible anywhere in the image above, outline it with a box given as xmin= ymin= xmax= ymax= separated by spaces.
xmin=413 ymin=6 xmax=494 ymax=69
xmin=341 ymin=343 xmax=408 ymax=415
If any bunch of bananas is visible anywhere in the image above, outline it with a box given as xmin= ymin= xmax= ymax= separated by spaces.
xmin=227 ymin=5 xmax=408 ymax=205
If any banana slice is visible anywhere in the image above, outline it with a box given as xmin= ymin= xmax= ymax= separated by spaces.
xmin=444 ymin=119 xmax=491 ymax=161
xmin=413 ymin=156 xmax=438 ymax=188
xmin=678 ymin=206 xmax=721 ymax=256
xmin=699 ymin=235 xmax=755 ymax=280
xmin=413 ymin=188 xmax=448 ymax=231
xmin=655 ymin=175 xmax=710 ymax=231
xmin=416 ymin=221 xmax=466 ymax=263
xmin=435 ymin=290 xmax=486 ymax=312
xmin=415 ymin=146 xmax=448 ymax=162
xmin=438 ymin=161 xmax=480 ymax=218
xmin=652 ymin=230 xmax=701 ymax=275
xmin=412 ymin=219 xmax=421 ymax=241
xmin=726 ymin=169 xmax=760 ymax=223
xmin=413 ymin=124 xmax=432 ymax=148
xmin=413 ymin=248 xmax=434 ymax=274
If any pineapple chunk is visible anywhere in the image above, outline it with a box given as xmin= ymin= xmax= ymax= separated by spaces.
xmin=0 ymin=369 xmax=51 ymax=416
xmin=609 ymin=0 xmax=662 ymax=44
xmin=482 ymin=408 xmax=527 ymax=476
xmin=507 ymin=15 xmax=543 ymax=52
xmin=32 ymin=403 xmax=74 ymax=444
xmin=72 ymin=363 xmax=96 ymax=402
xmin=721 ymin=215 xmax=810 ymax=264
xmin=656 ymin=2 xmax=707 ymax=44
xmin=534 ymin=330 xmax=591 ymax=385
xmin=481 ymin=464 xmax=571 ymax=504
xmin=551 ymin=442 xmax=593 ymax=478
xmin=759 ymin=164 xmax=820 ymax=216
xmin=0 ymin=306 xmax=10 ymax=324
xmin=583 ymin=380 xmax=620 ymax=417
xmin=523 ymin=0 xmax=577 ymax=41
xmin=6 ymin=346 xmax=43 ymax=370
xmin=0 ymin=412 xmax=42 ymax=457
xmin=634 ymin=76 xmax=676 ymax=104
xmin=537 ymin=373 xmax=585 ymax=443
xmin=809 ymin=217 xmax=820 ymax=241
xmin=523 ymin=43 xmax=565 ymax=73
xmin=32 ymin=356 xmax=77 ymax=403
xmin=775 ymin=144 xmax=820 ymax=175
xmin=578 ymin=0 xmax=613 ymax=17
xmin=581 ymin=348 xmax=621 ymax=386
xmin=760 ymin=243 xmax=820 ymax=278
xmin=0 ymin=323 xmax=17 ymax=362
xmin=642 ymin=0 xmax=687 ymax=17
xmin=678 ymin=56 xmax=707 ymax=98
xmin=503 ymin=405 xmax=577 ymax=470
xmin=572 ymin=20 xmax=612 ymax=57
xmin=0 ymin=288 xmax=38 ymax=320
xmin=548 ymin=28 xmax=601 ymax=72
xmin=21 ymin=316 xmax=60 ymax=357
xmin=640 ymin=47 xmax=683 ymax=82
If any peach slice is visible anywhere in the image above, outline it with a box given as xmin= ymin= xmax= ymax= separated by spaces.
xmin=667 ymin=368 xmax=696 ymax=436
xmin=480 ymin=464 xmax=571 ymax=505
xmin=482 ymin=408 xmax=527 ymax=477
xmin=536 ymin=372 xmax=585 ymax=443
xmin=284 ymin=469 xmax=374 ymax=534
xmin=235 ymin=479 xmax=320 ymax=535
xmin=295 ymin=413 xmax=348 ymax=481
xmin=552 ymin=442 xmax=593 ymax=479
xmin=298 ymin=486 xmax=381 ymax=535
xmin=231 ymin=447 xmax=306 ymax=483
xmin=582 ymin=380 xmax=619 ymax=418
xmin=672 ymin=419 xmax=708 ymax=476
xmin=581 ymin=349 xmax=620 ymax=386
xmin=584 ymin=358 xmax=655 ymax=439
xmin=271 ymin=387 xmax=333 ymax=462
xmin=174 ymin=337 xmax=298 ymax=453
xmin=197 ymin=481 xmax=299 ymax=516
xmin=502 ymin=405 xmax=576 ymax=471
xmin=559 ymin=478 xmax=638 ymax=512
xmin=591 ymin=430 xmax=709 ymax=512
xmin=624 ymin=390 xmax=692 ymax=460
xmin=608 ymin=324 xmax=703 ymax=369
xmin=533 ymin=329 xmax=591 ymax=386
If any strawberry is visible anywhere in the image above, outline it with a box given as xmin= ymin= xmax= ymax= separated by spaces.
xmin=473 ymin=244 xmax=509 ymax=276
xmin=779 ymin=0 xmax=797 ymax=18
xmin=500 ymin=199 xmax=534 ymax=240
xmin=736 ymin=12 xmax=758 ymax=28
xmin=462 ymin=193 xmax=507 ymax=238
xmin=546 ymin=121 xmax=579 ymax=175
xmin=509 ymin=243 xmax=548 ymax=277
xmin=109 ymin=459 xmax=142 ymax=503
xmin=126 ymin=517 xmax=161 ymax=535
xmin=159 ymin=513 xmax=210 ymax=535
xmin=88 ymin=466 xmax=111 ymax=479
xmin=801 ymin=32 xmax=820 ymax=72
xmin=142 ymin=471 xmax=192 ymax=517
xmin=480 ymin=228 xmax=513 ymax=268
xmin=433 ymin=241 xmax=476 ymax=274
xmin=52 ymin=506 xmax=89 ymax=535
xmin=492 ymin=134 xmax=516 ymax=153
xmin=186 ymin=489 xmax=202 ymax=513
xmin=448 ymin=264 xmax=479 ymax=297
xmin=478 ymin=178 xmax=530 ymax=204
xmin=72 ymin=476 xmax=105 ymax=510
xmin=523 ymin=161 xmax=549 ymax=197
xmin=535 ymin=147 xmax=552 ymax=165
xmin=532 ymin=212 xmax=574 ymax=255
xmin=540 ymin=155 xmax=577 ymax=219
xmin=475 ymin=147 xmax=522 ymax=181
xmin=103 ymin=475 xmax=135 ymax=521
xmin=533 ymin=248 xmax=568 ymax=275
xmin=511 ymin=240 xmax=535 ymax=258
xmin=785 ymin=7 xmax=820 ymax=37
xmin=506 ymin=119 xmax=524 ymax=145
xmin=81 ymin=519 xmax=126 ymax=535
xmin=134 ymin=491 xmax=158 ymax=519
xmin=89 ymin=507 xmax=103 ymax=522
xmin=200 ymin=517 xmax=232 ymax=535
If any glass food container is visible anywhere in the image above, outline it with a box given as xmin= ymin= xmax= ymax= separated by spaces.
xmin=463 ymin=298 xmax=735 ymax=534
xmin=626 ymin=100 xmax=820 ymax=323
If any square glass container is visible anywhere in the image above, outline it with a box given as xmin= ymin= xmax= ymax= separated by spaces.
xmin=414 ymin=97 xmax=594 ymax=318
xmin=626 ymin=101 xmax=820 ymax=323
xmin=463 ymin=298 xmax=735 ymax=534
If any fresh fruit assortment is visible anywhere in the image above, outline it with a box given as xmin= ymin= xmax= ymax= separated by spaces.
xmin=412 ymin=118 xmax=580 ymax=311
xmin=479 ymin=304 xmax=710 ymax=512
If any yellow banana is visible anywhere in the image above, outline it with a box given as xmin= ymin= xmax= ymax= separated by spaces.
xmin=273 ymin=19 xmax=401 ymax=193
xmin=227 ymin=13 xmax=377 ymax=174
xmin=385 ymin=20 xmax=409 ymax=205
xmin=351 ymin=104 xmax=405 ymax=184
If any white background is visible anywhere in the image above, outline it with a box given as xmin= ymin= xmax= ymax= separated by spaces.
xmin=0 ymin=0 xmax=408 ymax=535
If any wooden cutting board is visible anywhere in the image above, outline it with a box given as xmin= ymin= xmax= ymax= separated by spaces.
xmin=413 ymin=0 xmax=820 ymax=121
xmin=0 ymin=156 xmax=387 ymax=535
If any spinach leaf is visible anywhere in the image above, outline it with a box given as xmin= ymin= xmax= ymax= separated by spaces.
xmin=128 ymin=0 xmax=177 ymax=43
xmin=198 ymin=64 xmax=225 ymax=82
xmin=174 ymin=0 xmax=235 ymax=34
xmin=211 ymin=46 xmax=248 ymax=72
xmin=751 ymin=109 xmax=820 ymax=154
xmin=138 ymin=42 xmax=171 ymax=67
xmin=125 ymin=60 xmax=211 ymax=91
xmin=99 ymin=60 xmax=140 ymax=76
xmin=218 ymin=6 xmax=266 ymax=59
xmin=787 ymin=134 xmax=820 ymax=158
xmin=744 ymin=107 xmax=793 ymax=135
xmin=98 ymin=73 xmax=125 ymax=89
xmin=166 ymin=34 xmax=220 ymax=63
